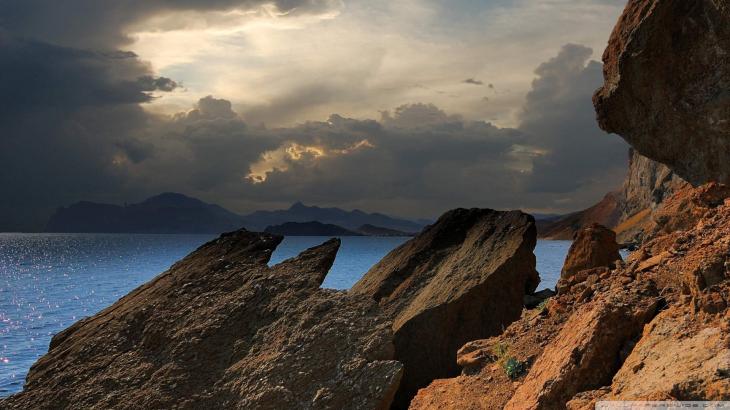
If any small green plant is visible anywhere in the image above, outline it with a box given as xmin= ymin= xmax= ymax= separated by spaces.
xmin=492 ymin=342 xmax=527 ymax=380
xmin=502 ymin=357 xmax=526 ymax=380
xmin=537 ymin=298 xmax=550 ymax=312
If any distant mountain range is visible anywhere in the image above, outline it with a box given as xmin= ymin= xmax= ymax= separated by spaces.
xmin=45 ymin=193 xmax=428 ymax=234
xmin=241 ymin=201 xmax=425 ymax=233
xmin=45 ymin=193 xmax=244 ymax=234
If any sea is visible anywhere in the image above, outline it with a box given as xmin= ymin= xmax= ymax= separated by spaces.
xmin=0 ymin=233 xmax=573 ymax=396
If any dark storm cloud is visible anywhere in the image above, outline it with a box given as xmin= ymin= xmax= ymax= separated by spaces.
xmin=0 ymin=35 xmax=164 ymax=113
xmin=380 ymin=103 xmax=464 ymax=128
xmin=518 ymin=44 xmax=628 ymax=194
xmin=0 ymin=0 xmax=341 ymax=48
xmin=183 ymin=45 xmax=628 ymax=217
xmin=182 ymin=96 xmax=238 ymax=121
xmin=103 ymin=99 xmax=529 ymax=220
xmin=167 ymin=107 xmax=278 ymax=190
xmin=0 ymin=0 xmax=341 ymax=230
xmin=0 ymin=33 xmax=175 ymax=230
xmin=233 ymin=107 xmax=525 ymax=211
xmin=0 ymin=0 xmax=628 ymax=233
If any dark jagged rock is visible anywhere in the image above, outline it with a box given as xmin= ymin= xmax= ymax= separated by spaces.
xmin=594 ymin=0 xmax=730 ymax=186
xmin=1 ymin=230 xmax=402 ymax=410
xmin=351 ymin=208 xmax=539 ymax=408
xmin=560 ymin=223 xmax=622 ymax=280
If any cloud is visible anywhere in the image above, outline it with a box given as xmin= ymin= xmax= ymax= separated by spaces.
xmin=0 ymin=0 xmax=342 ymax=49
xmin=247 ymin=139 xmax=374 ymax=183
xmin=0 ymin=33 xmax=178 ymax=230
xmin=518 ymin=44 xmax=628 ymax=194
xmin=0 ymin=0 xmax=629 ymax=230
xmin=137 ymin=75 xmax=179 ymax=93
xmin=235 ymin=107 xmax=527 ymax=211
xmin=0 ymin=42 xmax=630 ymax=230
xmin=380 ymin=103 xmax=463 ymax=128
xmin=125 ymin=0 xmax=625 ymax=128
xmin=181 ymin=95 xmax=238 ymax=121
xmin=0 ymin=35 xmax=167 ymax=113
xmin=463 ymin=78 xmax=484 ymax=86
xmin=161 ymin=45 xmax=628 ymax=218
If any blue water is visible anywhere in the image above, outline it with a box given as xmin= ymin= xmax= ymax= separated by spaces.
xmin=0 ymin=233 xmax=571 ymax=396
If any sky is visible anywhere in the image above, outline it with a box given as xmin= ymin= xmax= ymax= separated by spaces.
xmin=0 ymin=0 xmax=631 ymax=231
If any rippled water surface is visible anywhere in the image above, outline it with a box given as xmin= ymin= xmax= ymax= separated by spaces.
xmin=0 ymin=233 xmax=571 ymax=396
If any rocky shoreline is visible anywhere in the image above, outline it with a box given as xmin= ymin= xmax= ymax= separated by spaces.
xmin=3 ymin=0 xmax=729 ymax=408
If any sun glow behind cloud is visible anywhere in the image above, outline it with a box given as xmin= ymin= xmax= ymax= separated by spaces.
xmin=129 ymin=3 xmax=344 ymax=114
xmin=130 ymin=5 xmax=342 ymax=70
xmin=128 ymin=0 xmax=625 ymax=128
xmin=247 ymin=138 xmax=374 ymax=183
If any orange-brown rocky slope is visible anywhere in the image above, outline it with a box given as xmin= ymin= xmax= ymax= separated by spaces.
xmin=537 ymin=192 xmax=622 ymax=241
xmin=410 ymin=184 xmax=730 ymax=409
xmin=1 ymin=231 xmax=403 ymax=410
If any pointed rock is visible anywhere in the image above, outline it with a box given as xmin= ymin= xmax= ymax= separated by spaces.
xmin=2 ymin=230 xmax=402 ymax=410
xmin=272 ymin=237 xmax=341 ymax=289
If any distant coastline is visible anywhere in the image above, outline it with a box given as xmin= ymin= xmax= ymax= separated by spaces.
xmin=44 ymin=193 xmax=428 ymax=235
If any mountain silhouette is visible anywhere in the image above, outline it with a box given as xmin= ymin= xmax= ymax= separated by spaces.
xmin=46 ymin=193 xmax=427 ymax=234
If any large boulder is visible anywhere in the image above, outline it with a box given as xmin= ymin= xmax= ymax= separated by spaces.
xmin=561 ymin=223 xmax=622 ymax=279
xmin=351 ymin=208 xmax=539 ymax=408
xmin=594 ymin=0 xmax=730 ymax=185
xmin=1 ymin=230 xmax=403 ymax=410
